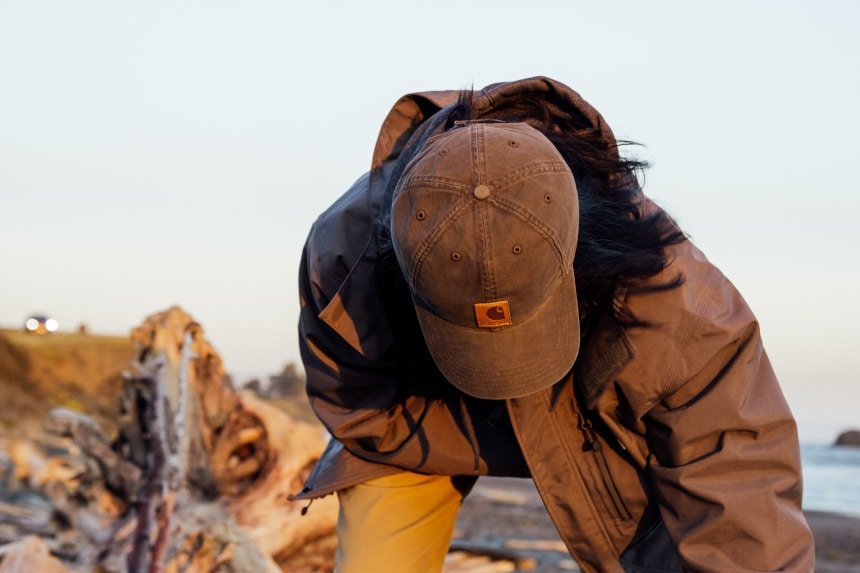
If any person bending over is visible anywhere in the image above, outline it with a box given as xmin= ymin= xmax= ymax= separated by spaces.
xmin=293 ymin=77 xmax=814 ymax=572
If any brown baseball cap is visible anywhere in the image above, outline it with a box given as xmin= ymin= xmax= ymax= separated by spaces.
xmin=391 ymin=121 xmax=580 ymax=399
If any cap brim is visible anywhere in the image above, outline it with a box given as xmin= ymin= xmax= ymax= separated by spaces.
xmin=414 ymin=273 xmax=580 ymax=400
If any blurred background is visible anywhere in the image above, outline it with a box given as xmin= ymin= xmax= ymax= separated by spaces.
xmin=1 ymin=0 xmax=858 ymax=445
xmin=2 ymin=4 xmax=860 ymax=571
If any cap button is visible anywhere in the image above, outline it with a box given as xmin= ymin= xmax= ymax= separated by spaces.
xmin=473 ymin=184 xmax=491 ymax=200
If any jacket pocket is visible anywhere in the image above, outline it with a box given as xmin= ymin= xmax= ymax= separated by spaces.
xmin=571 ymin=397 xmax=633 ymax=522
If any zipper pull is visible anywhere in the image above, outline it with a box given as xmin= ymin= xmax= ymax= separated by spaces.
xmin=581 ymin=422 xmax=599 ymax=452
xmin=300 ymin=498 xmax=314 ymax=516
xmin=573 ymin=398 xmax=597 ymax=452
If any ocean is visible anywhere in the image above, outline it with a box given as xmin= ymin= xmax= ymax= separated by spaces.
xmin=801 ymin=443 xmax=860 ymax=517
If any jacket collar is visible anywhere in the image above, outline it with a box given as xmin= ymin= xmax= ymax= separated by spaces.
xmin=574 ymin=315 xmax=636 ymax=408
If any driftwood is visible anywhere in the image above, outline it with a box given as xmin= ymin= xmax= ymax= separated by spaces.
xmin=0 ymin=536 xmax=70 ymax=573
xmin=1 ymin=306 xmax=338 ymax=572
xmin=0 ymin=306 xmax=527 ymax=572
xmin=43 ymin=409 xmax=141 ymax=502
xmin=127 ymin=308 xmax=340 ymax=571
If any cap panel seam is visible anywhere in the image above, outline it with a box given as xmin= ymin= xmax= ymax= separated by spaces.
xmin=480 ymin=124 xmax=497 ymax=298
xmin=409 ymin=198 xmax=472 ymax=281
xmin=486 ymin=161 xmax=571 ymax=193
xmin=477 ymin=200 xmax=497 ymax=300
xmin=475 ymin=123 xmax=487 ymax=185
xmin=400 ymin=176 xmax=471 ymax=193
xmin=471 ymin=123 xmax=494 ymax=300
xmin=475 ymin=197 xmax=488 ymax=299
xmin=489 ymin=196 xmax=566 ymax=267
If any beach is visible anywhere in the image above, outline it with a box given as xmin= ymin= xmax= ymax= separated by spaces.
xmin=453 ymin=477 xmax=860 ymax=572
xmin=2 ymin=327 xmax=858 ymax=572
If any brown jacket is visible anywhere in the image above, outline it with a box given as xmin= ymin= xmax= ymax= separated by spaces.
xmin=294 ymin=78 xmax=815 ymax=572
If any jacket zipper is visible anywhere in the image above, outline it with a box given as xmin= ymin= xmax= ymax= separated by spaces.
xmin=572 ymin=398 xmax=632 ymax=521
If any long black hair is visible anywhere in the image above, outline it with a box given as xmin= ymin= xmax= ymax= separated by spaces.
xmin=377 ymin=91 xmax=687 ymax=329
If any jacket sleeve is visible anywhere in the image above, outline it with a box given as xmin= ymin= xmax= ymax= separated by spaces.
xmin=642 ymin=267 xmax=815 ymax=571
xmin=298 ymin=241 xmax=489 ymax=475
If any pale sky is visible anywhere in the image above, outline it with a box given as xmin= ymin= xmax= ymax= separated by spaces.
xmin=1 ymin=1 xmax=857 ymax=443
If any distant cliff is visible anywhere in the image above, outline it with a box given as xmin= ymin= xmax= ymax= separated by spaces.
xmin=0 ymin=329 xmax=132 ymax=434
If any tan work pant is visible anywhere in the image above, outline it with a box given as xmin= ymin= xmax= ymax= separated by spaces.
xmin=334 ymin=472 xmax=466 ymax=573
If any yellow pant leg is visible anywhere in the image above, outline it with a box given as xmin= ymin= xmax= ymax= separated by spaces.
xmin=334 ymin=472 xmax=465 ymax=573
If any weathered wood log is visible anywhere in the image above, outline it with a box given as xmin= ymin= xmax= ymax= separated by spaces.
xmin=0 ymin=536 xmax=70 ymax=573
xmin=226 ymin=393 xmax=333 ymax=568
xmin=45 ymin=408 xmax=141 ymax=500
xmin=127 ymin=307 xmax=339 ymax=571
xmin=2 ymin=306 xmax=535 ymax=573
xmin=1 ymin=306 xmax=337 ymax=572
xmin=128 ymin=311 xmax=235 ymax=496
xmin=125 ymin=331 xmax=192 ymax=573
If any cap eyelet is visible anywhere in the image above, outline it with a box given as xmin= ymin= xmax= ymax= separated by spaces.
xmin=512 ymin=244 xmax=522 ymax=255
xmin=543 ymin=193 xmax=552 ymax=203
xmin=416 ymin=210 xmax=426 ymax=221
xmin=451 ymin=252 xmax=461 ymax=262
xmin=439 ymin=148 xmax=449 ymax=156
xmin=508 ymin=140 xmax=519 ymax=147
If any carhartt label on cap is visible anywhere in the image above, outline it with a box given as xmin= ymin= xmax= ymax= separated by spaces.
xmin=474 ymin=300 xmax=512 ymax=328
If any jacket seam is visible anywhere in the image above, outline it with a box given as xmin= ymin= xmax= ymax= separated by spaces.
xmin=658 ymin=271 xmax=722 ymax=398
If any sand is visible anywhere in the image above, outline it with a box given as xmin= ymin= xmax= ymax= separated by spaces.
xmin=454 ymin=477 xmax=860 ymax=572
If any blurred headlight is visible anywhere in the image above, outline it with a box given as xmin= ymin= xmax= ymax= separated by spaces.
xmin=26 ymin=318 xmax=39 ymax=331
xmin=45 ymin=319 xmax=59 ymax=332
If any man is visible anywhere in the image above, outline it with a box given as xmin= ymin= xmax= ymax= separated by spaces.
xmin=292 ymin=77 xmax=814 ymax=572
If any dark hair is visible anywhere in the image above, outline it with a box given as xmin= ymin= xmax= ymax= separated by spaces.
xmin=377 ymin=91 xmax=687 ymax=328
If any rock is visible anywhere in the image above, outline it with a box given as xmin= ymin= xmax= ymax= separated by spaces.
xmin=835 ymin=430 xmax=860 ymax=447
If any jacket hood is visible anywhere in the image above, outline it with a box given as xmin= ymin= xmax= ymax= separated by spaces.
xmin=311 ymin=77 xmax=619 ymax=362
xmin=370 ymin=76 xmax=619 ymax=173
